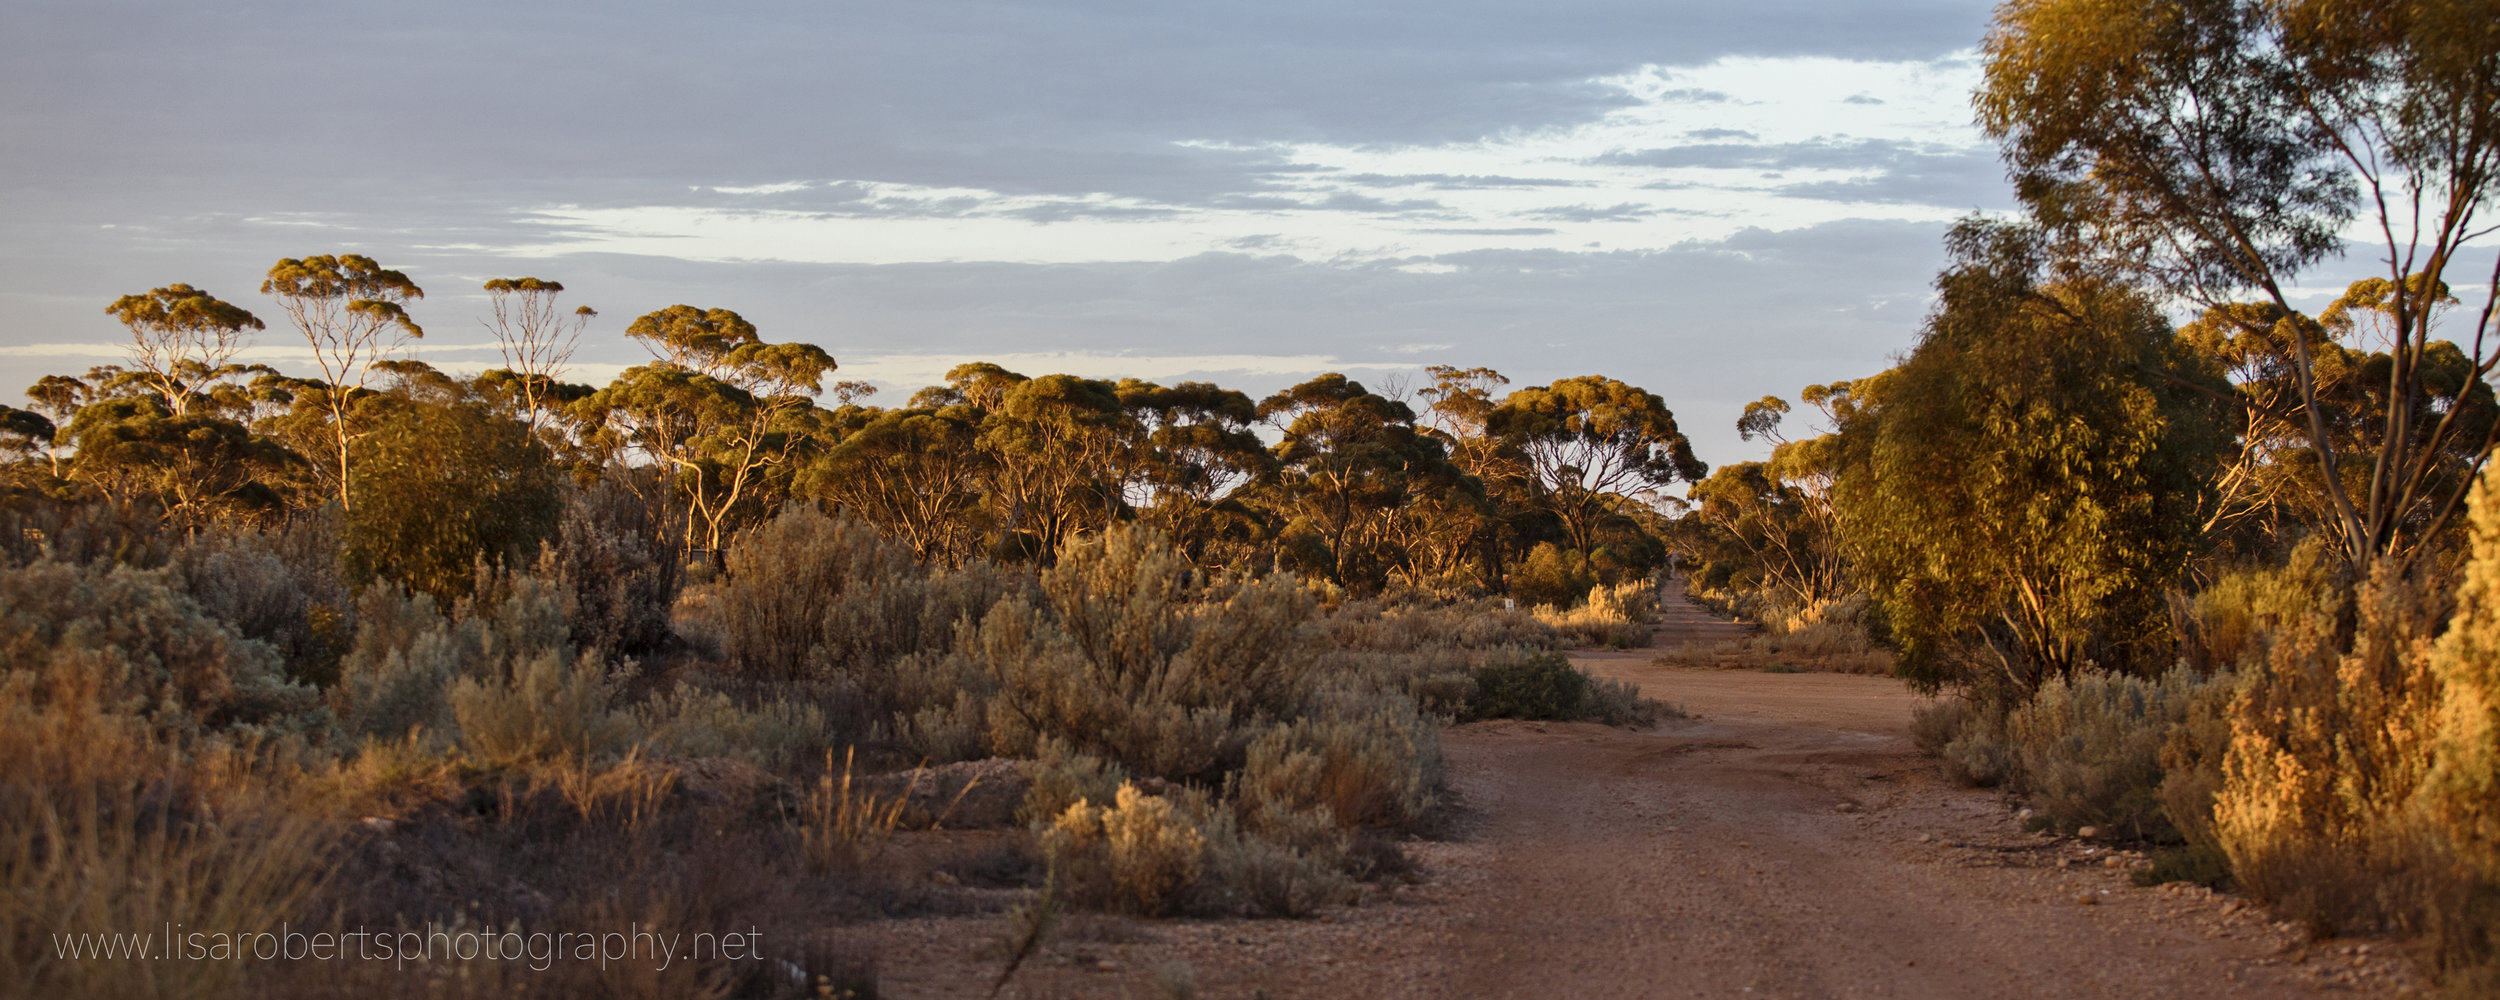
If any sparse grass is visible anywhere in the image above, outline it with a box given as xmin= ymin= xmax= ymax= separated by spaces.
xmin=799 ymin=748 xmax=915 ymax=875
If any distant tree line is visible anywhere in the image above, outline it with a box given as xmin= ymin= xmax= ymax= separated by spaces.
xmin=0 ymin=256 xmax=1706 ymax=605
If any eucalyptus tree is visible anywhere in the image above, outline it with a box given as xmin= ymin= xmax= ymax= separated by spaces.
xmin=978 ymin=373 xmax=1132 ymax=559
xmin=57 ymin=393 xmax=298 ymax=529
xmin=1117 ymin=379 xmax=1273 ymax=563
xmin=1259 ymin=374 xmax=1457 ymax=588
xmin=804 ymin=402 xmax=991 ymax=562
xmin=576 ymin=305 xmax=835 ymax=554
xmin=345 ymin=361 xmax=560 ymax=602
xmin=1689 ymin=395 xmax=1848 ymax=609
xmin=102 ymin=284 xmax=265 ymax=418
xmin=1487 ymin=375 xmax=1705 ymax=562
xmin=478 ymin=277 xmax=596 ymax=437
xmin=260 ymin=254 xmax=425 ymax=509
xmin=1980 ymin=0 xmax=2500 ymax=569
xmin=1832 ymin=222 xmax=2226 ymax=692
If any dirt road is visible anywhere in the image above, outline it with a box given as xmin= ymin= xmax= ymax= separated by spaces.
xmin=864 ymin=585 xmax=2421 ymax=998
xmin=1438 ymin=588 xmax=2414 ymax=998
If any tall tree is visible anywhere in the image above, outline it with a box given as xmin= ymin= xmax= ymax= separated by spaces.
xmin=577 ymin=305 xmax=834 ymax=553
xmin=1488 ymin=375 xmax=1706 ymax=561
xmin=345 ymin=362 xmax=561 ymax=602
xmin=978 ymin=373 xmax=1133 ymax=559
xmin=1118 ymin=379 xmax=1272 ymax=563
xmin=478 ymin=276 xmax=595 ymax=436
xmin=1260 ymin=374 xmax=1456 ymax=588
xmin=804 ymin=403 xmax=990 ymax=562
xmin=1833 ymin=222 xmax=2226 ymax=692
xmin=102 ymin=284 xmax=265 ymax=418
xmin=260 ymin=254 xmax=425 ymax=509
xmin=1979 ymin=0 xmax=2500 ymax=570
xmin=1689 ymin=395 xmax=1848 ymax=609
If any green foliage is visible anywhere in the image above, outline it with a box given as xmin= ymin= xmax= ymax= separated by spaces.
xmin=1260 ymin=374 xmax=1463 ymax=590
xmin=1509 ymin=542 xmax=1594 ymax=608
xmin=1978 ymin=0 xmax=2500 ymax=569
xmin=0 ymin=560 xmax=318 ymax=741
xmin=62 ymin=396 xmax=298 ymax=528
xmin=1021 ymin=737 xmax=1131 ymax=826
xmin=1490 ymin=374 xmax=1705 ymax=559
xmin=583 ymin=304 xmax=836 ymax=553
xmin=330 ymin=584 xmax=461 ymax=744
xmin=1833 ymin=221 xmax=2223 ymax=692
xmin=259 ymin=253 xmax=425 ymax=509
xmin=343 ymin=369 xmax=561 ymax=604
xmin=1467 ymin=647 xmax=1580 ymax=720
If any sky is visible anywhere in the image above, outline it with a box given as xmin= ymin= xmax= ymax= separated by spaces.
xmin=3 ymin=0 xmax=2048 ymax=467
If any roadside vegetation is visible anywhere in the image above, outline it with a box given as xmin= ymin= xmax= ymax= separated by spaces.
xmin=1660 ymin=2 xmax=2500 ymax=991
xmin=0 ymin=267 xmax=1689 ymax=997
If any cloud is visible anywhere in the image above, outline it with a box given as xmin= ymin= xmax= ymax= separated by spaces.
xmin=1526 ymin=203 xmax=1660 ymax=223
xmin=1338 ymin=173 xmax=1587 ymax=190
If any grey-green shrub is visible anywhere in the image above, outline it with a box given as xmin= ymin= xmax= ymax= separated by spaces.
xmin=1912 ymin=696 xmax=2015 ymax=787
xmin=449 ymin=649 xmax=633 ymax=767
xmin=548 ymin=474 xmax=682 ymax=658
xmin=984 ymin=525 xmax=1314 ymax=780
xmin=2006 ymin=667 xmax=2219 ymax=839
xmin=1020 ymin=737 xmax=1130 ymax=825
xmin=0 ymin=559 xmax=315 ymax=739
xmin=168 ymin=516 xmax=351 ymax=686
xmin=636 ymin=682 xmax=828 ymax=770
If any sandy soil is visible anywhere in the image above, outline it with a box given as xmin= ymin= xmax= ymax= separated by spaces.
xmin=856 ymin=584 xmax=2427 ymax=999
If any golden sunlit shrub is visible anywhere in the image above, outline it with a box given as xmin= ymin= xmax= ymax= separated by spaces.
xmin=1651 ymin=593 xmax=1895 ymax=675
xmin=1533 ymin=578 xmax=1657 ymax=649
xmin=1041 ymin=784 xmax=1209 ymax=917
xmin=1020 ymin=737 xmax=1129 ymax=826
xmin=1236 ymin=696 xmax=1439 ymax=832
xmin=985 ymin=525 xmax=1314 ymax=780
xmin=2215 ymin=560 xmax=2442 ymax=934
xmin=1508 ymin=542 xmax=1594 ymax=609
xmin=2176 ymin=541 xmax=2341 ymax=671
xmin=713 ymin=508 xmax=915 ymax=681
